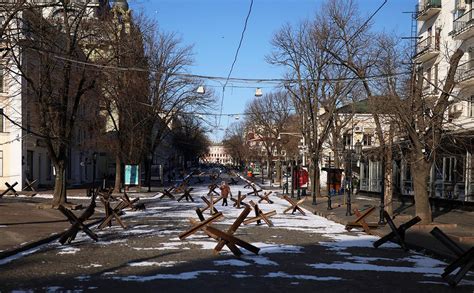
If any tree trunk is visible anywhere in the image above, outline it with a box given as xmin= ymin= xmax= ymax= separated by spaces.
xmin=266 ymin=159 xmax=271 ymax=179
xmin=310 ymin=156 xmax=321 ymax=202
xmin=412 ymin=154 xmax=433 ymax=224
xmin=52 ymin=162 xmax=67 ymax=208
xmin=385 ymin=124 xmax=395 ymax=216
xmin=114 ymin=155 xmax=122 ymax=193
xmin=276 ymin=160 xmax=282 ymax=183
xmin=384 ymin=150 xmax=394 ymax=216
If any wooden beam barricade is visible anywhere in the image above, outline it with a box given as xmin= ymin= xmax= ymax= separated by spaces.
xmin=177 ymin=188 xmax=195 ymax=202
xmin=179 ymin=212 xmax=223 ymax=240
xmin=207 ymin=183 xmax=219 ymax=196
xmin=58 ymin=192 xmax=98 ymax=244
xmin=159 ymin=188 xmax=175 ymax=200
xmin=243 ymin=200 xmax=276 ymax=227
xmin=345 ymin=206 xmax=378 ymax=234
xmin=373 ymin=211 xmax=421 ymax=251
xmin=120 ymin=191 xmax=141 ymax=210
xmin=257 ymin=191 xmax=274 ymax=204
xmin=430 ymin=227 xmax=473 ymax=287
xmin=229 ymin=178 xmax=239 ymax=185
xmin=231 ymin=191 xmax=247 ymax=209
xmin=209 ymin=205 xmax=260 ymax=257
xmin=282 ymin=195 xmax=307 ymax=216
xmin=98 ymin=198 xmax=127 ymax=230
xmin=200 ymin=196 xmax=220 ymax=215
xmin=246 ymin=185 xmax=263 ymax=197
xmin=1 ymin=182 xmax=19 ymax=197
xmin=23 ymin=178 xmax=38 ymax=192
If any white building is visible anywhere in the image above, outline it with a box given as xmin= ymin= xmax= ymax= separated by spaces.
xmin=413 ymin=0 xmax=474 ymax=201
xmin=202 ymin=144 xmax=232 ymax=165
xmin=0 ymin=0 xmax=114 ymax=190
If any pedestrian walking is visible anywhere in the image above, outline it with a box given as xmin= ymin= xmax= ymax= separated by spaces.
xmin=220 ymin=181 xmax=231 ymax=206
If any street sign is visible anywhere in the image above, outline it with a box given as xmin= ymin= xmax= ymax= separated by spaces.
xmin=124 ymin=164 xmax=139 ymax=185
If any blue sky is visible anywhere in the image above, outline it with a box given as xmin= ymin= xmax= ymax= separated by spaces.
xmin=129 ymin=0 xmax=415 ymax=142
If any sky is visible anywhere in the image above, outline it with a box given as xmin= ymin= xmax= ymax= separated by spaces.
xmin=128 ymin=0 xmax=415 ymax=142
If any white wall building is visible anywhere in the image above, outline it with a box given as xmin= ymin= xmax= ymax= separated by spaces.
xmin=0 ymin=0 xmax=113 ymax=190
xmin=202 ymin=144 xmax=232 ymax=165
xmin=396 ymin=0 xmax=474 ymax=200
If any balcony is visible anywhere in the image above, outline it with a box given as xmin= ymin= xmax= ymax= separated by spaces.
xmin=455 ymin=60 xmax=474 ymax=86
xmin=451 ymin=9 xmax=474 ymax=40
xmin=414 ymin=36 xmax=439 ymax=63
xmin=415 ymin=0 xmax=441 ymax=21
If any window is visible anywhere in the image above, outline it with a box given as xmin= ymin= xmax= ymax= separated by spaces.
xmin=343 ymin=133 xmax=352 ymax=147
xmin=470 ymin=96 xmax=474 ymax=117
xmin=0 ymin=109 xmax=3 ymax=132
xmin=0 ymin=64 xmax=4 ymax=92
xmin=434 ymin=64 xmax=439 ymax=93
xmin=425 ymin=67 xmax=432 ymax=90
xmin=362 ymin=134 xmax=372 ymax=146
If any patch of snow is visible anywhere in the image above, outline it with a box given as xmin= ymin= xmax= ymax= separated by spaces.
xmin=128 ymin=261 xmax=184 ymax=267
xmin=111 ymin=270 xmax=219 ymax=282
xmin=57 ymin=247 xmax=80 ymax=255
xmin=79 ymin=263 xmax=103 ymax=269
xmin=242 ymin=255 xmax=278 ymax=266
xmin=308 ymin=262 xmax=444 ymax=274
xmin=0 ymin=245 xmax=44 ymax=266
xmin=264 ymin=271 xmax=342 ymax=281
xmin=232 ymin=274 xmax=252 ymax=278
xmin=214 ymin=259 xmax=251 ymax=267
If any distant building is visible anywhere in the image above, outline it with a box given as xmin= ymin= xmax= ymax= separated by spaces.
xmin=202 ymin=144 xmax=232 ymax=165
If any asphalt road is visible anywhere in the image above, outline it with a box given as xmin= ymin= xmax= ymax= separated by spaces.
xmin=1 ymin=172 xmax=473 ymax=292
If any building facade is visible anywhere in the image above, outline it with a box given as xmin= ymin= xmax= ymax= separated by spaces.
xmin=202 ymin=144 xmax=233 ymax=165
xmin=0 ymin=0 xmax=118 ymax=190
xmin=354 ymin=0 xmax=474 ymax=201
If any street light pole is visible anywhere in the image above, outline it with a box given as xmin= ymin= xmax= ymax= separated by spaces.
xmin=290 ymin=160 xmax=295 ymax=198
xmin=92 ymin=152 xmax=97 ymax=189
xmin=379 ymin=156 xmax=386 ymax=225
xmin=346 ymin=150 xmax=352 ymax=216
xmin=327 ymin=154 xmax=332 ymax=210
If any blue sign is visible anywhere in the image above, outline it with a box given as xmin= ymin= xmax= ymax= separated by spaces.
xmin=124 ymin=164 xmax=139 ymax=185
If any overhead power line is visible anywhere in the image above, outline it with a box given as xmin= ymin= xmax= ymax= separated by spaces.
xmin=219 ymin=0 xmax=254 ymax=128
xmin=54 ymin=55 xmax=409 ymax=84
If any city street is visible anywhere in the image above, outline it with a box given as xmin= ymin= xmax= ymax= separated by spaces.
xmin=1 ymin=174 xmax=473 ymax=292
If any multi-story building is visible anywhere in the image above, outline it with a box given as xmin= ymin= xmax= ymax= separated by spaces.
xmin=0 ymin=0 xmax=121 ymax=190
xmin=412 ymin=0 xmax=474 ymax=201
xmin=202 ymin=144 xmax=233 ymax=165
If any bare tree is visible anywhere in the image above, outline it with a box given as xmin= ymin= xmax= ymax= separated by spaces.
xmin=222 ymin=121 xmax=249 ymax=168
xmin=95 ymin=9 xmax=152 ymax=192
xmin=4 ymin=1 xmax=102 ymax=207
xmin=172 ymin=115 xmax=210 ymax=167
xmin=141 ymin=24 xmax=215 ymax=189
xmin=268 ymin=18 xmax=356 ymax=203
xmin=320 ymin=0 xmax=464 ymax=223
xmin=245 ymin=91 xmax=292 ymax=179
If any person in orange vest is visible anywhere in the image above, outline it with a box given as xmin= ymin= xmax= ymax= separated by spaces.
xmin=220 ymin=181 xmax=232 ymax=206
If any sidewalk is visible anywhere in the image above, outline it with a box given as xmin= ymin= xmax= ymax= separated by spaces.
xmin=0 ymin=184 xmax=175 ymax=260
xmin=249 ymin=175 xmax=474 ymax=261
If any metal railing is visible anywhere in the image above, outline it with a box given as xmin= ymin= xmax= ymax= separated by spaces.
xmin=415 ymin=0 xmax=441 ymax=18
xmin=452 ymin=9 xmax=474 ymax=35
xmin=455 ymin=59 xmax=474 ymax=82
xmin=416 ymin=36 xmax=439 ymax=55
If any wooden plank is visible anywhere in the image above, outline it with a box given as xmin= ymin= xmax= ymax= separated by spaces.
xmin=179 ymin=212 xmax=223 ymax=240
xmin=214 ymin=206 xmax=251 ymax=252
xmin=207 ymin=226 xmax=259 ymax=255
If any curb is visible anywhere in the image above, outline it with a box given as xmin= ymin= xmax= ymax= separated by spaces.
xmin=0 ymin=218 xmax=103 ymax=261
